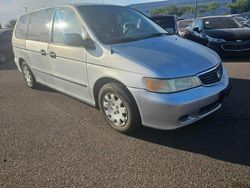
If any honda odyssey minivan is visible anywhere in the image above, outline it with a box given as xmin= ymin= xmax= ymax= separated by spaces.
xmin=13 ymin=4 xmax=230 ymax=134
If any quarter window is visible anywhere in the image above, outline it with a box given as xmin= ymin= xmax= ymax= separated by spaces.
xmin=52 ymin=8 xmax=82 ymax=45
xmin=15 ymin=14 xmax=30 ymax=39
xmin=27 ymin=8 xmax=53 ymax=42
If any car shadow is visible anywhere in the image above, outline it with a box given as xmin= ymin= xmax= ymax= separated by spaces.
xmin=36 ymin=84 xmax=56 ymax=93
xmin=0 ymin=61 xmax=17 ymax=70
xmin=130 ymin=77 xmax=250 ymax=166
xmin=222 ymin=57 xmax=250 ymax=63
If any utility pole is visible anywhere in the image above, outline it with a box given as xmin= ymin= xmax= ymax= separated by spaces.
xmin=194 ymin=0 xmax=198 ymax=19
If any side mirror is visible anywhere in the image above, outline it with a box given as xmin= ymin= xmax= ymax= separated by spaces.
xmin=193 ymin=27 xmax=201 ymax=33
xmin=63 ymin=33 xmax=95 ymax=49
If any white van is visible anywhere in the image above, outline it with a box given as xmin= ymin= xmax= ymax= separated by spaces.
xmin=13 ymin=4 xmax=230 ymax=134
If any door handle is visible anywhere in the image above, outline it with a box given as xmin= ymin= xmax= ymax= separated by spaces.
xmin=40 ymin=49 xmax=47 ymax=56
xmin=50 ymin=52 xmax=57 ymax=59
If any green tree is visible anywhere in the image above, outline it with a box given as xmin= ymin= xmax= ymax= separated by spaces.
xmin=151 ymin=8 xmax=166 ymax=16
xmin=226 ymin=0 xmax=249 ymax=14
xmin=5 ymin=19 xmax=17 ymax=29
xmin=151 ymin=5 xmax=193 ymax=17
xmin=207 ymin=1 xmax=220 ymax=15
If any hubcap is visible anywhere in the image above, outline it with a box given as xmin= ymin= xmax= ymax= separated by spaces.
xmin=103 ymin=93 xmax=128 ymax=127
xmin=23 ymin=65 xmax=33 ymax=87
xmin=0 ymin=53 xmax=7 ymax=64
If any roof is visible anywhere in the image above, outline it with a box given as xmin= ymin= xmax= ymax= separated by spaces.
xmin=17 ymin=3 xmax=127 ymax=19
xmin=199 ymin=15 xmax=234 ymax=19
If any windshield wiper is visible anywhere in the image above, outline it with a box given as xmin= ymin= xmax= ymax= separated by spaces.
xmin=146 ymin=33 xmax=169 ymax=38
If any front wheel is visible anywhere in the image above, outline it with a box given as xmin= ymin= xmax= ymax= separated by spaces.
xmin=98 ymin=83 xmax=141 ymax=134
xmin=21 ymin=62 xmax=38 ymax=89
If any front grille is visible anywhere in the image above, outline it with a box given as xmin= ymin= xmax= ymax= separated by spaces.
xmin=222 ymin=41 xmax=250 ymax=51
xmin=198 ymin=64 xmax=223 ymax=86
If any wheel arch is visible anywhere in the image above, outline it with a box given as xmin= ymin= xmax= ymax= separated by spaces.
xmin=18 ymin=58 xmax=26 ymax=71
xmin=93 ymin=77 xmax=137 ymax=110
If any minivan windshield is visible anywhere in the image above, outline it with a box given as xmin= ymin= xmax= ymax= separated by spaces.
xmin=203 ymin=17 xmax=244 ymax=29
xmin=77 ymin=5 xmax=167 ymax=44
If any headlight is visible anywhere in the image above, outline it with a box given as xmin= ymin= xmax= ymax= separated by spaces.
xmin=207 ymin=35 xmax=225 ymax=43
xmin=143 ymin=76 xmax=201 ymax=93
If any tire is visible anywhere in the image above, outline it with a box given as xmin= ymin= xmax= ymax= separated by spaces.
xmin=98 ymin=83 xmax=141 ymax=134
xmin=21 ymin=62 xmax=38 ymax=89
xmin=0 ymin=51 xmax=7 ymax=65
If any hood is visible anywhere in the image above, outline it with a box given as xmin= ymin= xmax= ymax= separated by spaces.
xmin=206 ymin=28 xmax=250 ymax=40
xmin=111 ymin=36 xmax=220 ymax=78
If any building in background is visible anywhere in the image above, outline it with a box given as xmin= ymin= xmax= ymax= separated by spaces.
xmin=130 ymin=0 xmax=233 ymax=18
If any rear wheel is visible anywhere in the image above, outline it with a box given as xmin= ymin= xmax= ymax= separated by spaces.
xmin=0 ymin=51 xmax=7 ymax=64
xmin=98 ymin=83 xmax=141 ymax=134
xmin=21 ymin=62 xmax=38 ymax=89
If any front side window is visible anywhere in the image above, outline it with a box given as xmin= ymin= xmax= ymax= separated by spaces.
xmin=15 ymin=14 xmax=30 ymax=39
xmin=77 ymin=6 xmax=166 ymax=45
xmin=196 ymin=19 xmax=203 ymax=30
xmin=52 ymin=7 xmax=82 ymax=45
xmin=191 ymin=20 xmax=198 ymax=29
xmin=27 ymin=8 xmax=53 ymax=42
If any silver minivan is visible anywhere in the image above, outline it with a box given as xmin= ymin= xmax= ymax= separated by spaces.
xmin=13 ymin=4 xmax=230 ymax=134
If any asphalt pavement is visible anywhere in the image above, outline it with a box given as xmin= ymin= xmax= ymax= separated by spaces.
xmin=0 ymin=60 xmax=250 ymax=187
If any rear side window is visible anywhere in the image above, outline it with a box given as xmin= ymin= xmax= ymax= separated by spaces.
xmin=52 ymin=7 xmax=82 ymax=44
xmin=15 ymin=14 xmax=30 ymax=39
xmin=27 ymin=8 xmax=53 ymax=42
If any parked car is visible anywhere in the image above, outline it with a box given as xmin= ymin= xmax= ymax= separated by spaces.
xmin=0 ymin=29 xmax=13 ymax=64
xmin=150 ymin=16 xmax=177 ymax=34
xmin=177 ymin=19 xmax=193 ymax=37
xmin=13 ymin=5 xmax=230 ymax=134
xmin=185 ymin=16 xmax=250 ymax=57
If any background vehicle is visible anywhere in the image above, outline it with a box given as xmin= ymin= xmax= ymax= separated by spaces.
xmin=185 ymin=16 xmax=250 ymax=57
xmin=150 ymin=16 xmax=177 ymax=34
xmin=0 ymin=29 xmax=13 ymax=64
xmin=13 ymin=5 xmax=229 ymax=134
xmin=177 ymin=19 xmax=193 ymax=37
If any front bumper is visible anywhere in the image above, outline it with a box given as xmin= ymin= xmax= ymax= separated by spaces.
xmin=129 ymin=69 xmax=230 ymax=130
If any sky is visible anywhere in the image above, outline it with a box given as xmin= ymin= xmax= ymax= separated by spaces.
xmin=0 ymin=0 xmax=164 ymax=26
